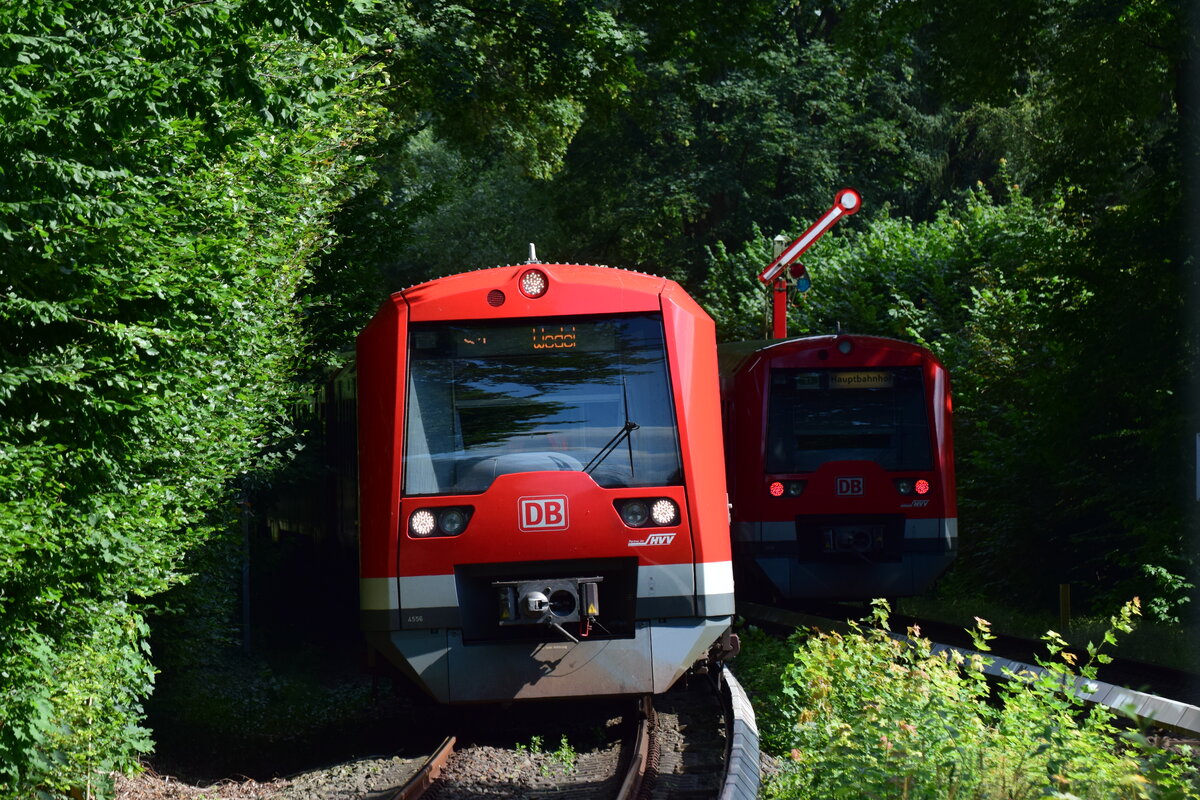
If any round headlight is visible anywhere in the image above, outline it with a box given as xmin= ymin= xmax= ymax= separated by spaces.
xmin=620 ymin=500 xmax=650 ymax=527
xmin=519 ymin=268 xmax=548 ymax=298
xmin=409 ymin=509 xmax=437 ymax=537
xmin=651 ymin=499 xmax=678 ymax=526
xmin=439 ymin=507 xmax=468 ymax=535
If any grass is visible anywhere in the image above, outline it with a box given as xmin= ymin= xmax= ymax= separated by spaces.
xmin=517 ymin=734 xmax=578 ymax=776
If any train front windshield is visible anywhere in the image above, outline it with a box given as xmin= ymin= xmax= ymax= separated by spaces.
xmin=766 ymin=367 xmax=932 ymax=473
xmin=404 ymin=314 xmax=683 ymax=495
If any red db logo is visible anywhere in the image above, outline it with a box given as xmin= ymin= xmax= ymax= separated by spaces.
xmin=518 ymin=496 xmax=569 ymax=531
xmin=836 ymin=477 xmax=865 ymax=497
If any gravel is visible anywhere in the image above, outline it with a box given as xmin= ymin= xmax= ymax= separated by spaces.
xmin=115 ymin=751 xmax=431 ymax=800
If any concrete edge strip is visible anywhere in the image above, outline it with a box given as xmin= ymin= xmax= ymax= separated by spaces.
xmin=720 ymin=664 xmax=762 ymax=800
xmin=927 ymin=642 xmax=1200 ymax=735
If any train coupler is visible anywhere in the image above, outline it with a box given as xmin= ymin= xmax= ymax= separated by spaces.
xmin=493 ymin=576 xmax=603 ymax=629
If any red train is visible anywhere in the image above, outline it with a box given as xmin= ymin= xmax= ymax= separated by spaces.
xmin=353 ymin=263 xmax=735 ymax=703
xmin=719 ymin=334 xmax=956 ymax=600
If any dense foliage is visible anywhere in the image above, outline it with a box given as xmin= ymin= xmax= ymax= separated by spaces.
xmin=695 ymin=182 xmax=1192 ymax=613
xmin=737 ymin=601 xmax=1200 ymax=799
xmin=0 ymin=2 xmax=385 ymax=795
xmin=0 ymin=0 xmax=1192 ymax=794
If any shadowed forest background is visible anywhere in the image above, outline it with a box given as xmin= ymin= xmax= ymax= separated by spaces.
xmin=0 ymin=0 xmax=1195 ymax=795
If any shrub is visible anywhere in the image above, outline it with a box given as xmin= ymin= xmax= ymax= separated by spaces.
xmin=742 ymin=599 xmax=1200 ymax=800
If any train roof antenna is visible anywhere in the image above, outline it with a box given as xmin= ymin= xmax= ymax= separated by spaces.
xmin=526 ymin=243 xmax=539 ymax=263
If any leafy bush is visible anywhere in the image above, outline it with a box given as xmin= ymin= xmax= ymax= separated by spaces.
xmin=739 ymin=599 xmax=1200 ymax=800
xmin=0 ymin=3 xmax=384 ymax=796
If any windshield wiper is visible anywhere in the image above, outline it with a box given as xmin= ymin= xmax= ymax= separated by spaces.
xmin=583 ymin=420 xmax=639 ymax=474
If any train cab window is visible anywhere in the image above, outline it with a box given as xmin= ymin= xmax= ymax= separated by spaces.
xmin=404 ymin=314 xmax=683 ymax=495
xmin=765 ymin=367 xmax=932 ymax=473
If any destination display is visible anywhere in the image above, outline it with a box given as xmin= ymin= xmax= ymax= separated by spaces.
xmin=830 ymin=370 xmax=895 ymax=390
xmin=774 ymin=370 xmax=896 ymax=391
xmin=409 ymin=316 xmax=636 ymax=357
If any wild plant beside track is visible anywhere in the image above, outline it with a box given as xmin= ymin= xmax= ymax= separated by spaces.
xmin=736 ymin=599 xmax=1200 ymax=799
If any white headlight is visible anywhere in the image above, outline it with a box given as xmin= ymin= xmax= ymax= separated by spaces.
xmin=651 ymin=499 xmax=678 ymax=526
xmin=409 ymin=509 xmax=437 ymax=537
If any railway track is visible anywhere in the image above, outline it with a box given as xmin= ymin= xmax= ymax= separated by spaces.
xmin=388 ymin=666 xmax=759 ymax=800
xmin=740 ymin=600 xmax=1200 ymax=737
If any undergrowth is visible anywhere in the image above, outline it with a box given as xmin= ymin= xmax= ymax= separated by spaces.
xmin=897 ymin=593 xmax=1197 ymax=673
xmin=735 ymin=598 xmax=1200 ymax=799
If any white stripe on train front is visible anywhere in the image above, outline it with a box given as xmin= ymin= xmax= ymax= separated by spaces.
xmin=696 ymin=560 xmax=734 ymax=596
xmin=360 ymin=576 xmax=399 ymax=611
xmin=363 ymin=562 xmax=736 ymax=614
xmin=361 ymin=574 xmax=457 ymax=611
xmin=905 ymin=517 xmax=958 ymax=546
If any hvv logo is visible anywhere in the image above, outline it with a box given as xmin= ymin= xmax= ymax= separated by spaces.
xmin=518 ymin=496 xmax=569 ymax=531
xmin=629 ymin=533 xmax=676 ymax=547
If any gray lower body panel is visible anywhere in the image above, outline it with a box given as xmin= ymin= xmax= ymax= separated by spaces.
xmin=367 ymin=615 xmax=732 ymax=703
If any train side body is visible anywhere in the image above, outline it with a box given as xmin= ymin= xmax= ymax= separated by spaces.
xmin=356 ymin=264 xmax=733 ymax=703
xmin=720 ymin=335 xmax=956 ymax=600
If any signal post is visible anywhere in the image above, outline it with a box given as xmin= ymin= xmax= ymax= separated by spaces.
xmin=759 ymin=188 xmax=861 ymax=338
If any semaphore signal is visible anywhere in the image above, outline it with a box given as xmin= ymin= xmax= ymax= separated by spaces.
xmin=759 ymin=188 xmax=861 ymax=338
xmin=759 ymin=188 xmax=861 ymax=284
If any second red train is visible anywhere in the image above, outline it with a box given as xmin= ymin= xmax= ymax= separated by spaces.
xmin=719 ymin=334 xmax=957 ymax=601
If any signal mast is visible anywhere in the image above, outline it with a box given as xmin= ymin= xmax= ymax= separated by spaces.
xmin=758 ymin=188 xmax=861 ymax=338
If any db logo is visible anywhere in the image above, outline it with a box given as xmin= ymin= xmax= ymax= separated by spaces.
xmin=518 ymin=495 xmax=569 ymax=531
xmin=836 ymin=477 xmax=865 ymax=497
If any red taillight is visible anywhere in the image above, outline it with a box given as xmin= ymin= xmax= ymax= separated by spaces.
xmin=768 ymin=480 xmax=805 ymax=497
xmin=915 ymin=479 xmax=931 ymax=495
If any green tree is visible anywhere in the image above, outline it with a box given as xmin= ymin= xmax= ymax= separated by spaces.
xmin=305 ymin=0 xmax=642 ymax=339
xmin=548 ymin=0 xmax=967 ymax=283
xmin=838 ymin=0 xmax=1193 ymax=614
xmin=368 ymin=0 xmax=980 ymax=286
